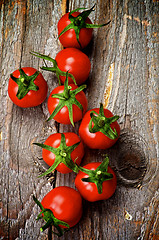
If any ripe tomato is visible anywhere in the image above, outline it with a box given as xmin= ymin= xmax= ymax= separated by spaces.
xmin=75 ymin=159 xmax=117 ymax=202
xmin=55 ymin=48 xmax=91 ymax=85
xmin=8 ymin=67 xmax=48 ymax=108
xmin=58 ymin=6 xmax=110 ymax=49
xmin=30 ymin=49 xmax=91 ymax=85
xmin=79 ymin=104 xmax=120 ymax=149
xmin=47 ymin=77 xmax=88 ymax=126
xmin=33 ymin=186 xmax=83 ymax=236
xmin=58 ymin=11 xmax=93 ymax=49
xmin=34 ymin=132 xmax=84 ymax=175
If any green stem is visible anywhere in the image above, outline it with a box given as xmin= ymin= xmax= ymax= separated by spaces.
xmin=97 ymin=117 xmax=105 ymax=128
xmin=89 ymin=103 xmax=119 ymax=140
xmin=10 ymin=68 xmax=39 ymax=100
xmin=74 ymin=16 xmax=84 ymax=26
xmin=60 ymin=150 xmax=67 ymax=157
xmin=63 ymin=84 xmax=72 ymax=99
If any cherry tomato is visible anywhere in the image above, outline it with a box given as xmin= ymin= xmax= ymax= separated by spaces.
xmin=75 ymin=161 xmax=117 ymax=202
xmin=40 ymin=132 xmax=84 ymax=174
xmin=8 ymin=67 xmax=48 ymax=108
xmin=55 ymin=48 xmax=91 ymax=85
xmin=58 ymin=6 xmax=110 ymax=49
xmin=33 ymin=186 xmax=83 ymax=236
xmin=41 ymin=187 xmax=82 ymax=227
xmin=47 ymin=83 xmax=88 ymax=126
xmin=58 ymin=12 xmax=93 ymax=49
xmin=79 ymin=104 xmax=120 ymax=149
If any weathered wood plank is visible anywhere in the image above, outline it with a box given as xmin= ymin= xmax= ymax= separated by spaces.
xmin=0 ymin=0 xmax=159 ymax=239
xmin=55 ymin=0 xmax=159 ymax=240
xmin=0 ymin=0 xmax=63 ymax=239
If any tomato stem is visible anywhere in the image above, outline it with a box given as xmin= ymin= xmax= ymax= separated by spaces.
xmin=63 ymin=84 xmax=72 ymax=100
xmin=74 ymin=16 xmax=84 ymax=26
xmin=60 ymin=150 xmax=67 ymax=157
xmin=97 ymin=117 xmax=105 ymax=128
xmin=88 ymin=103 xmax=119 ymax=140
xmin=20 ymin=77 xmax=25 ymax=83
xmin=10 ymin=68 xmax=39 ymax=100
xmin=97 ymin=170 xmax=102 ymax=175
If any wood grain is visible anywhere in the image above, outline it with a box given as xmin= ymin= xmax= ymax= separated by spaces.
xmin=0 ymin=0 xmax=159 ymax=239
xmin=0 ymin=0 xmax=62 ymax=239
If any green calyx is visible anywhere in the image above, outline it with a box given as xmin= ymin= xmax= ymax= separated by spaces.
xmin=48 ymin=71 xmax=86 ymax=126
xmin=33 ymin=133 xmax=80 ymax=177
xmin=10 ymin=68 xmax=39 ymax=100
xmin=58 ymin=5 xmax=111 ymax=48
xmin=30 ymin=51 xmax=76 ymax=85
xmin=78 ymin=157 xmax=113 ymax=194
xmin=33 ymin=195 xmax=69 ymax=237
xmin=89 ymin=103 xmax=119 ymax=140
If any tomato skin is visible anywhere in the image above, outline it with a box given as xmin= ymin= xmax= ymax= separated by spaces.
xmin=75 ymin=162 xmax=117 ymax=202
xmin=47 ymin=84 xmax=88 ymax=125
xmin=8 ymin=67 xmax=48 ymax=108
xmin=42 ymin=132 xmax=84 ymax=173
xmin=41 ymin=186 xmax=83 ymax=228
xmin=79 ymin=108 xmax=120 ymax=149
xmin=58 ymin=12 xmax=93 ymax=49
xmin=55 ymin=48 xmax=91 ymax=85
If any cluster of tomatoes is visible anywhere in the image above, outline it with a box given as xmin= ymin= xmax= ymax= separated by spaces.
xmin=8 ymin=6 xmax=120 ymax=237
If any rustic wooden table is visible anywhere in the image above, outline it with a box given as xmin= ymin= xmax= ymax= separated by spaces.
xmin=0 ymin=0 xmax=159 ymax=239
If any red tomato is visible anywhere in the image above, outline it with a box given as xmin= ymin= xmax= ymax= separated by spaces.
xmin=47 ymin=84 xmax=88 ymax=125
xmin=34 ymin=186 xmax=83 ymax=235
xmin=75 ymin=162 xmax=117 ymax=202
xmin=79 ymin=107 xmax=120 ymax=149
xmin=55 ymin=48 xmax=91 ymax=85
xmin=42 ymin=132 xmax=84 ymax=174
xmin=58 ymin=12 xmax=93 ymax=49
xmin=41 ymin=187 xmax=82 ymax=228
xmin=8 ymin=67 xmax=48 ymax=108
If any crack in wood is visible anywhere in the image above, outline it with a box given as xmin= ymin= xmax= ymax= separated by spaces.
xmin=19 ymin=0 xmax=27 ymax=67
xmin=110 ymin=6 xmax=128 ymax=113
xmin=103 ymin=62 xmax=114 ymax=108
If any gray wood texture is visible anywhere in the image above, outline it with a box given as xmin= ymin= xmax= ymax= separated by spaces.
xmin=0 ymin=0 xmax=159 ymax=239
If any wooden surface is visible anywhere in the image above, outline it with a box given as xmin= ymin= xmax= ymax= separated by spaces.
xmin=0 ymin=0 xmax=159 ymax=239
